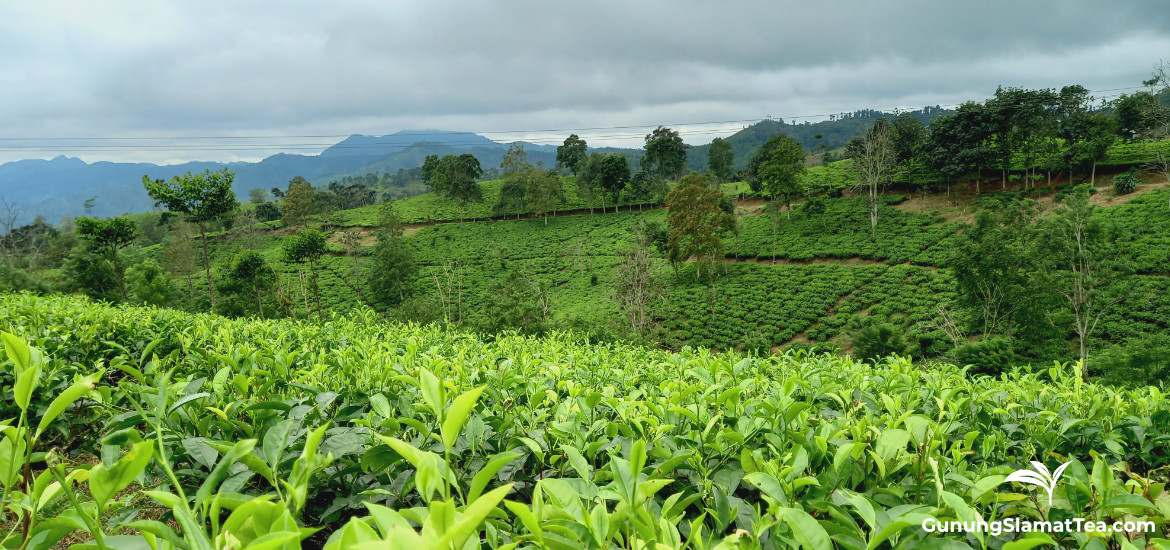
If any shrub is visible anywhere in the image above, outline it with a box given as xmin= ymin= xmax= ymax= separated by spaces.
xmin=1093 ymin=335 xmax=1170 ymax=387
xmin=1113 ymin=170 xmax=1138 ymax=195
xmin=741 ymin=330 xmax=772 ymax=357
xmin=953 ymin=336 xmax=1015 ymax=376
xmin=851 ymin=322 xmax=907 ymax=362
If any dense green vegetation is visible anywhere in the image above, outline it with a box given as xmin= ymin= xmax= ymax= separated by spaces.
xmin=6 ymin=30 xmax=1170 ymax=550
xmin=2 ymin=293 xmax=1168 ymax=548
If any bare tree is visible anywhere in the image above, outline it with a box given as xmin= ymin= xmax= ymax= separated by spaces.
xmin=338 ymin=229 xmax=365 ymax=300
xmin=613 ymin=219 xmax=665 ymax=336
xmin=918 ymin=304 xmax=968 ymax=349
xmin=432 ymin=260 xmax=465 ymax=326
xmin=1144 ymin=60 xmax=1170 ymax=209
xmin=1037 ymin=186 xmax=1130 ymax=380
xmin=848 ymin=120 xmax=897 ymax=236
xmin=0 ymin=198 xmax=22 ymax=269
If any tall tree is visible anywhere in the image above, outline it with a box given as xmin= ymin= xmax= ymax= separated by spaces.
xmin=748 ymin=134 xmax=806 ymax=219
xmin=368 ymin=201 xmax=415 ymax=306
xmin=495 ymin=177 xmax=527 ymax=219
xmin=526 ymin=169 xmax=564 ymax=223
xmin=986 ymin=87 xmax=1054 ymax=188
xmin=847 ymin=119 xmax=897 ymax=235
xmin=1056 ymin=85 xmax=1094 ymax=183
xmin=143 ymin=168 xmax=239 ymax=314
xmin=643 ymin=126 xmax=688 ymax=182
xmin=480 ymin=268 xmax=551 ymax=335
xmin=626 ymin=170 xmax=663 ymax=210
xmin=1035 ymin=185 xmax=1131 ymax=379
xmin=127 ymin=259 xmax=175 ymax=307
xmin=1076 ymin=114 xmax=1117 ymax=185
xmin=598 ymin=154 xmax=631 ymax=213
xmin=501 ymin=143 xmax=533 ymax=178
xmin=338 ymin=229 xmax=366 ymax=300
xmin=282 ymin=230 xmax=326 ymax=320
xmin=960 ymin=102 xmax=997 ymax=194
xmin=613 ymin=218 xmax=665 ymax=337
xmin=949 ymin=198 xmax=1041 ymax=339
xmin=556 ymin=134 xmax=588 ymax=174
xmin=924 ymin=114 xmax=964 ymax=196
xmin=282 ymin=177 xmax=316 ymax=228
xmin=248 ymin=187 xmax=269 ymax=204
xmin=223 ymin=250 xmax=277 ymax=319
xmin=423 ymin=154 xmax=484 ymax=216
xmin=497 ymin=144 xmax=533 ymax=218
xmin=707 ymin=137 xmax=735 ymax=182
xmin=575 ymin=152 xmax=605 ymax=214
xmin=76 ymin=216 xmax=137 ymax=302
xmin=665 ymin=172 xmax=734 ymax=279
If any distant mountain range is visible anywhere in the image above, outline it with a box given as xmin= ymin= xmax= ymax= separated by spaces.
xmin=0 ymin=131 xmax=578 ymax=223
xmin=0 ymin=108 xmax=947 ymax=224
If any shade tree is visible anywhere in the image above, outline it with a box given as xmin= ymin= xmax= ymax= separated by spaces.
xmin=143 ymin=168 xmax=239 ymax=314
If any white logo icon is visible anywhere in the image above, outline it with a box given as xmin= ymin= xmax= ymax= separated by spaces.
xmin=1005 ymin=461 xmax=1071 ymax=505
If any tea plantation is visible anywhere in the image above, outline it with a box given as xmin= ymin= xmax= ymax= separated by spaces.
xmin=1 ymin=293 xmax=1168 ymax=548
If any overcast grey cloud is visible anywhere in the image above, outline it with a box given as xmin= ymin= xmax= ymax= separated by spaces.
xmin=1 ymin=0 xmax=1167 ymax=164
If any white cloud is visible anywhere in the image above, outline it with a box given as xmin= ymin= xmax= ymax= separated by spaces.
xmin=0 ymin=0 xmax=1166 ymax=164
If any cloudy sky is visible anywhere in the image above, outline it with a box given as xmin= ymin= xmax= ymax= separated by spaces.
xmin=1 ymin=0 xmax=1168 ymax=165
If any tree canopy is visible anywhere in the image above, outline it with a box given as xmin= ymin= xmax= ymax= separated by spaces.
xmin=556 ymin=134 xmax=588 ymax=174
xmin=643 ymin=126 xmax=688 ymax=182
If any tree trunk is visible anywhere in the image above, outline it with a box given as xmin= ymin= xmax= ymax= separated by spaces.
xmin=1079 ymin=334 xmax=1088 ymax=381
xmin=352 ymin=253 xmax=363 ymax=300
xmin=114 ymin=255 xmax=127 ymax=302
xmin=255 ymin=282 xmax=265 ymax=320
xmin=198 ymin=224 xmax=217 ymax=314
xmin=772 ymin=223 xmax=777 ymax=265
xmin=310 ymin=260 xmax=323 ymax=321
xmin=185 ymin=273 xmax=194 ymax=298
xmin=1090 ymin=161 xmax=1097 ymax=185
xmin=300 ymin=269 xmax=310 ymax=320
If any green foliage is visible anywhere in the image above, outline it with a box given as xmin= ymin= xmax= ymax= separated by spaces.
xmin=477 ymin=268 xmax=550 ymax=335
xmin=598 ymin=153 xmax=631 ymax=209
xmin=525 ymin=168 xmax=564 ymax=222
xmin=1114 ymin=169 xmax=1139 ymax=194
xmin=747 ymin=134 xmax=806 ymax=208
xmin=707 ymin=136 xmax=735 ymax=182
xmin=494 ymin=176 xmax=526 ymax=216
xmin=422 ymin=153 xmax=484 ymax=206
xmin=949 ymin=198 xmax=1042 ymax=337
xmin=850 ymin=322 xmax=907 ymax=362
xmin=3 ymin=295 xmax=1168 ymax=549
xmin=127 ymin=259 xmax=175 ymax=306
xmin=72 ymin=216 xmax=138 ymax=302
xmin=368 ymin=234 xmax=416 ymax=307
xmin=281 ymin=230 xmax=325 ymax=266
xmin=75 ymin=217 xmax=136 ymax=252
xmin=220 ymin=250 xmax=277 ymax=318
xmin=666 ymin=173 xmax=734 ymax=279
xmin=953 ymin=336 xmax=1016 ymax=376
xmin=556 ymin=133 xmax=588 ymax=174
xmin=1093 ymin=334 xmax=1170 ymax=387
xmin=142 ymin=168 xmax=239 ymax=227
xmin=254 ymin=201 xmax=282 ymax=222
xmin=643 ymin=126 xmax=688 ymax=182
xmin=281 ymin=176 xmax=316 ymax=227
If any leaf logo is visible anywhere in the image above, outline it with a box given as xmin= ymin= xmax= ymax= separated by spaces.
xmin=1005 ymin=461 xmax=1071 ymax=506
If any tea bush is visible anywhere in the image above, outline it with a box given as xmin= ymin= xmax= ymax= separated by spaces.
xmin=1 ymin=292 xmax=1168 ymax=548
